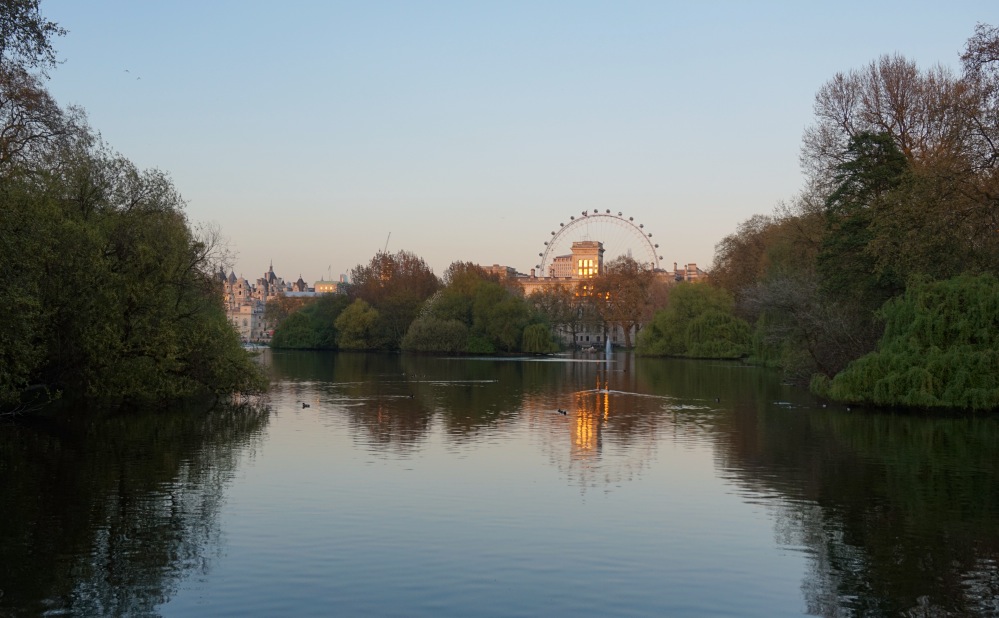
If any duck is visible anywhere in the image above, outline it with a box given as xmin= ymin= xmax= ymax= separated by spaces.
xmin=302 ymin=402 xmax=310 ymax=408
xmin=557 ymin=408 xmax=568 ymax=415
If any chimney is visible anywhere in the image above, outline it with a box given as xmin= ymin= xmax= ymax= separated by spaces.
xmin=673 ymin=262 xmax=678 ymax=272
xmin=530 ymin=268 xmax=535 ymax=278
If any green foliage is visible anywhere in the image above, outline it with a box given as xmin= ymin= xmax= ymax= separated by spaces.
xmin=522 ymin=323 xmax=559 ymax=354
xmin=405 ymin=262 xmax=538 ymax=354
xmin=818 ymin=132 xmax=908 ymax=308
xmin=401 ymin=317 xmax=469 ymax=353
xmin=0 ymin=0 xmax=66 ymax=72
xmin=271 ymin=311 xmax=316 ymax=349
xmin=685 ymin=310 xmax=751 ymax=358
xmin=335 ymin=299 xmax=380 ymax=350
xmin=347 ymin=250 xmax=440 ymax=349
xmin=637 ymin=311 xmax=685 ymax=356
xmin=0 ymin=8 xmax=266 ymax=408
xmin=826 ymin=274 xmax=999 ymax=410
xmin=271 ymin=294 xmax=350 ymax=350
xmin=464 ymin=335 xmax=496 ymax=354
xmin=471 ymin=281 xmax=530 ymax=352
xmin=638 ymin=284 xmax=749 ymax=359
xmin=0 ymin=152 xmax=266 ymax=408
xmin=715 ymin=30 xmax=999 ymax=390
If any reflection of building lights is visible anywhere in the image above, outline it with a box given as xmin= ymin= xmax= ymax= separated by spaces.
xmin=574 ymin=410 xmax=597 ymax=450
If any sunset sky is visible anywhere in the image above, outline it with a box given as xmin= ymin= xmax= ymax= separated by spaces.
xmin=44 ymin=1 xmax=993 ymax=282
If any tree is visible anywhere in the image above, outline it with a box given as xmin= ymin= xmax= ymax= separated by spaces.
xmin=404 ymin=262 xmax=543 ymax=354
xmin=348 ymin=250 xmax=439 ymax=349
xmin=1 ymin=132 xmax=266 ymax=407
xmin=961 ymin=23 xmax=999 ymax=176
xmin=590 ymin=256 xmax=656 ymax=347
xmin=401 ymin=317 xmax=468 ymax=353
xmin=637 ymin=283 xmax=749 ymax=359
xmin=820 ymin=274 xmax=999 ymax=411
xmin=527 ymin=283 xmax=577 ymax=342
xmin=817 ymin=131 xmax=909 ymax=309
xmin=471 ymin=281 xmax=531 ymax=352
xmin=802 ymin=54 xmax=961 ymax=188
xmin=0 ymin=0 xmax=70 ymax=172
xmin=522 ymin=323 xmax=558 ymax=354
xmin=264 ymin=293 xmax=312 ymax=329
xmin=269 ymin=294 xmax=349 ymax=350
xmin=711 ymin=190 xmax=826 ymax=314
xmin=335 ymin=299 xmax=380 ymax=350
xmin=0 ymin=0 xmax=65 ymax=73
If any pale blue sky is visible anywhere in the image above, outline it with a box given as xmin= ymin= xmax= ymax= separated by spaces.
xmin=44 ymin=1 xmax=993 ymax=282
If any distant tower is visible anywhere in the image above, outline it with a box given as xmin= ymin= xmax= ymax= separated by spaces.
xmin=571 ymin=241 xmax=604 ymax=278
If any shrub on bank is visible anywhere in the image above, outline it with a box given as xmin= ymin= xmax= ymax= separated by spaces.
xmin=825 ymin=274 xmax=999 ymax=411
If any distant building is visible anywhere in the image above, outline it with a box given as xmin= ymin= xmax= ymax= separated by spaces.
xmin=672 ymin=262 xmax=709 ymax=283
xmin=221 ymin=263 xmax=335 ymax=342
xmin=315 ymin=273 xmax=349 ymax=294
xmin=482 ymin=264 xmax=518 ymax=280
xmin=518 ymin=241 xmax=607 ymax=297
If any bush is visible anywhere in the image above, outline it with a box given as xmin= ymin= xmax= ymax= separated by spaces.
xmin=522 ymin=323 xmax=559 ymax=354
xmin=685 ymin=309 xmax=751 ymax=359
xmin=401 ymin=317 xmax=469 ymax=353
xmin=637 ymin=284 xmax=749 ymax=359
xmin=270 ymin=295 xmax=349 ymax=350
xmin=826 ymin=274 xmax=999 ymax=411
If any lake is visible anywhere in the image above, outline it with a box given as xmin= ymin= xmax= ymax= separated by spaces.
xmin=1 ymin=350 xmax=997 ymax=616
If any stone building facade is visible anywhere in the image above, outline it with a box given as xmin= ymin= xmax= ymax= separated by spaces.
xmin=220 ymin=262 xmax=303 ymax=343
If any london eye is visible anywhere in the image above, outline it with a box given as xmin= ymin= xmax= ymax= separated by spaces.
xmin=536 ymin=210 xmax=663 ymax=275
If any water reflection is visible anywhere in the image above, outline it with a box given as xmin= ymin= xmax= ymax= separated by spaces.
xmin=0 ymin=403 xmax=268 ymax=616
xmin=266 ymin=350 xmax=999 ymax=615
xmin=6 ymin=351 xmax=997 ymax=617
xmin=714 ymin=404 xmax=999 ymax=616
xmin=266 ymin=350 xmax=765 ymax=492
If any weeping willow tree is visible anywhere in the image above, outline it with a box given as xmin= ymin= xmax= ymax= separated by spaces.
xmin=817 ymin=274 xmax=999 ymax=411
xmin=521 ymin=323 xmax=558 ymax=354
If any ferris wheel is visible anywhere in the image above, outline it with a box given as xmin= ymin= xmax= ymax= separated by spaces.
xmin=536 ymin=210 xmax=663 ymax=275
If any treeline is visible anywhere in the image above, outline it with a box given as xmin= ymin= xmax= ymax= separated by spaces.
xmin=271 ymin=250 xmax=687 ymax=355
xmin=707 ymin=24 xmax=999 ymax=411
xmin=0 ymin=2 xmax=265 ymax=411
xmin=272 ymin=255 xmax=561 ymax=354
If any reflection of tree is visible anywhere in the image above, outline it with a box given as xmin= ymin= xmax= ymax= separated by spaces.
xmin=268 ymin=351 xmax=780 ymax=496
xmin=714 ymin=404 xmax=999 ymax=616
xmin=0 ymin=403 xmax=268 ymax=616
xmin=524 ymin=358 xmax=715 ymax=492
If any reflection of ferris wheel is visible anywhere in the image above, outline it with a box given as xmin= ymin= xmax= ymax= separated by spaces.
xmin=536 ymin=210 xmax=663 ymax=275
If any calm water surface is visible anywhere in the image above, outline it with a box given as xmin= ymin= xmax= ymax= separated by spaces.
xmin=2 ymin=351 xmax=997 ymax=616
